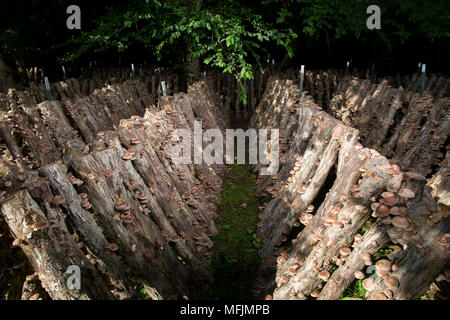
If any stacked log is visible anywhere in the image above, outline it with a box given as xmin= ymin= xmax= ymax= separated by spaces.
xmin=0 ymin=80 xmax=228 ymax=299
xmin=251 ymin=78 xmax=449 ymax=300
xmin=0 ymin=80 xmax=152 ymax=170
xmin=326 ymin=75 xmax=450 ymax=177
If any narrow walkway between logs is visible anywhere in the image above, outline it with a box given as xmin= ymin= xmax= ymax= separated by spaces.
xmin=206 ymin=117 xmax=262 ymax=300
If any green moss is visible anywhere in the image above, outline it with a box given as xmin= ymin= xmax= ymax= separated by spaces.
xmin=340 ymin=244 xmax=401 ymax=300
xmin=206 ymin=164 xmax=261 ymax=300
xmin=138 ymin=285 xmax=151 ymax=300
xmin=340 ymin=279 xmax=367 ymax=300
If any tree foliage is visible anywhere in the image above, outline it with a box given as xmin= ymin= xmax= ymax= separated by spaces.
xmin=60 ymin=0 xmax=296 ymax=102
xmin=0 ymin=0 xmax=449 ymax=85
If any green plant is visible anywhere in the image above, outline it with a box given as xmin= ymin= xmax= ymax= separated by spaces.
xmin=59 ymin=0 xmax=296 ymax=102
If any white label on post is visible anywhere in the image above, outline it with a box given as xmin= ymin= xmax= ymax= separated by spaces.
xmin=300 ymin=65 xmax=305 ymax=74
xmin=62 ymin=66 xmax=66 ymax=75
xmin=161 ymin=81 xmax=166 ymax=92
xmin=347 ymin=61 xmax=350 ymax=67
xmin=418 ymin=62 xmax=421 ymax=67
xmin=131 ymin=64 xmax=134 ymax=72
xmin=422 ymin=64 xmax=426 ymax=73
xmin=44 ymin=77 xmax=50 ymax=91
xmin=272 ymin=59 xmax=275 ymax=65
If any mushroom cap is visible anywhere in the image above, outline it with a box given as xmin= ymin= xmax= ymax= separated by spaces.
xmin=364 ymin=259 xmax=373 ymax=266
xmin=51 ymin=195 xmax=65 ymax=206
xmin=391 ymin=216 xmax=410 ymax=229
xmin=375 ymin=204 xmax=390 ymax=217
xmin=362 ymin=278 xmax=376 ymax=291
xmin=384 ymin=289 xmax=394 ymax=298
xmin=398 ymin=188 xmax=415 ymax=199
xmin=438 ymin=234 xmax=450 ymax=245
xmin=32 ymin=221 xmax=49 ymax=231
xmin=371 ymin=202 xmax=380 ymax=211
xmin=383 ymin=276 xmax=399 ymax=289
xmin=341 ymin=217 xmax=351 ymax=224
xmin=354 ymin=271 xmax=365 ymax=280
xmin=333 ymin=221 xmax=344 ymax=228
xmin=381 ymin=191 xmax=395 ymax=198
xmin=340 ymin=247 xmax=351 ymax=256
xmin=387 ymin=226 xmax=403 ymax=239
xmin=318 ymin=270 xmax=331 ymax=281
xmin=353 ymin=192 xmax=363 ymax=198
xmin=310 ymin=290 xmax=319 ymax=298
xmin=375 ymin=259 xmax=392 ymax=272
xmin=381 ymin=216 xmax=393 ymax=224
xmin=372 ymin=292 xmax=387 ymax=300
xmin=161 ymin=229 xmax=170 ymax=237
xmin=292 ymin=263 xmax=301 ymax=270
xmin=341 ymin=193 xmax=351 ymax=200
xmin=330 ymin=206 xmax=341 ymax=214
xmin=104 ymin=242 xmax=119 ymax=251
xmin=81 ymin=202 xmax=92 ymax=210
xmin=326 ymin=213 xmax=338 ymax=222
xmin=361 ymin=253 xmax=371 ymax=261
xmin=381 ymin=196 xmax=397 ymax=207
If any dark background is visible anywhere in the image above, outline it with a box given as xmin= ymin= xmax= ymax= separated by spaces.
xmin=0 ymin=0 xmax=449 ymax=83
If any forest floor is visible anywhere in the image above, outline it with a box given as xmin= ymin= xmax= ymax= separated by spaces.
xmin=206 ymin=163 xmax=261 ymax=300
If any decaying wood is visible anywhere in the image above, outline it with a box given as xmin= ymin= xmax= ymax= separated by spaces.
xmin=1 ymin=68 xmax=448 ymax=300
xmin=251 ymin=78 xmax=449 ymax=300
xmin=0 ymin=80 xmax=227 ymax=299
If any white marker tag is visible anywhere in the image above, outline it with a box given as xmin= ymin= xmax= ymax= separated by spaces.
xmin=300 ymin=65 xmax=305 ymax=74
xmin=44 ymin=77 xmax=50 ymax=91
xmin=161 ymin=81 xmax=167 ymax=96
xmin=422 ymin=64 xmax=426 ymax=73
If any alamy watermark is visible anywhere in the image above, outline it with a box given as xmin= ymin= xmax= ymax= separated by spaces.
xmin=66 ymin=5 xmax=81 ymax=30
xmin=366 ymin=5 xmax=381 ymax=30
xmin=168 ymin=121 xmax=279 ymax=175
xmin=67 ymin=5 xmax=381 ymax=31
xmin=65 ymin=265 xmax=81 ymax=290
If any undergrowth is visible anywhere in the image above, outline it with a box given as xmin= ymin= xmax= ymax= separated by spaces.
xmin=206 ymin=164 xmax=261 ymax=300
